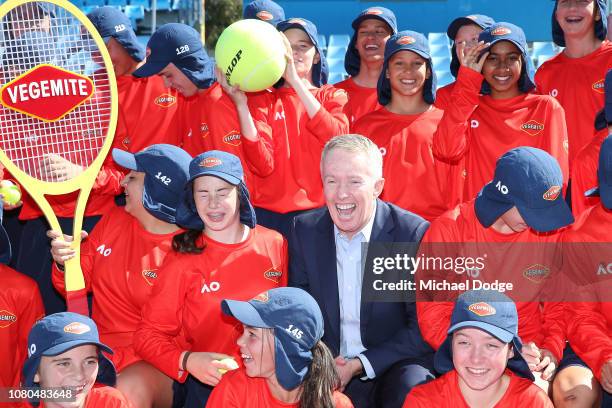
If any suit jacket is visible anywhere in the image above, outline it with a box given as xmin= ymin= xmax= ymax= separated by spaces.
xmin=288 ymin=199 xmax=433 ymax=376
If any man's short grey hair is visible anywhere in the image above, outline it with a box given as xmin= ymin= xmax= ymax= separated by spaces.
xmin=320 ymin=134 xmax=383 ymax=178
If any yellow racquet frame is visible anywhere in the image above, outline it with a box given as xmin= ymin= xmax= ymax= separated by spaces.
xmin=0 ymin=0 xmax=118 ymax=312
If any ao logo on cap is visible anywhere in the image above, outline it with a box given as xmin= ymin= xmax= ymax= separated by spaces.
xmin=256 ymin=10 xmax=273 ymax=21
xmin=252 ymin=291 xmax=270 ymax=303
xmin=199 ymin=157 xmax=222 ymax=168
xmin=468 ymin=302 xmax=496 ymax=317
xmin=543 ymin=186 xmax=561 ymax=201
xmin=365 ymin=8 xmax=383 ymax=15
xmin=396 ymin=36 xmax=415 ymax=45
xmin=491 ymin=27 xmax=512 ymax=36
xmin=64 ymin=322 xmax=91 ymax=335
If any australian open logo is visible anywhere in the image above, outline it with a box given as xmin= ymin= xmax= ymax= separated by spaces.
xmin=154 ymin=94 xmax=177 ymax=108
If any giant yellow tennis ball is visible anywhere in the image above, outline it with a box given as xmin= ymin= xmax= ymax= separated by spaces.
xmin=0 ymin=180 xmax=21 ymax=206
xmin=215 ymin=19 xmax=286 ymax=92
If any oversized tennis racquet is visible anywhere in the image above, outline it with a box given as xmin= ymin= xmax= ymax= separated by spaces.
xmin=0 ymin=0 xmax=118 ymax=315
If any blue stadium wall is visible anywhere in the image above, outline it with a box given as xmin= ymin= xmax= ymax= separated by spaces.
xmin=247 ymin=0 xmax=557 ymax=42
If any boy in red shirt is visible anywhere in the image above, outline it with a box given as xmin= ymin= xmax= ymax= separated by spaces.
xmin=535 ymin=0 xmax=612 ymax=170
xmin=22 ymin=312 xmax=130 ymax=407
xmin=207 ymin=287 xmax=353 ymax=408
xmin=251 ymin=18 xmax=349 ymax=238
xmin=433 ymin=22 xmax=569 ymax=205
xmin=335 ymin=7 xmax=397 ymax=126
xmin=133 ymin=24 xmax=274 ymax=191
xmin=405 ymin=290 xmax=553 ymax=407
xmin=417 ymin=147 xmax=574 ymax=393
xmin=560 ymin=135 xmax=612 ymax=407
xmin=354 ymin=30 xmax=460 ymax=220
xmin=435 ymin=14 xmax=495 ymax=111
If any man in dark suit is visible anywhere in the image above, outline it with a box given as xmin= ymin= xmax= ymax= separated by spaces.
xmin=289 ymin=134 xmax=435 ymax=408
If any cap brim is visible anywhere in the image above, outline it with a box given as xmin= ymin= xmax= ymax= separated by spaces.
xmin=448 ymin=321 xmax=515 ymax=343
xmin=43 ymin=339 xmax=113 ymax=357
xmin=517 ymin=198 xmax=574 ymax=233
xmin=112 ymin=148 xmax=138 ymax=171
xmin=221 ymin=299 xmax=272 ymax=328
xmin=132 ymin=60 xmax=169 ymax=78
xmin=587 ymin=184 xmax=612 ymax=209
xmin=278 ymin=23 xmax=318 ymax=48
xmin=189 ymin=171 xmax=241 ymax=186
xmin=388 ymin=46 xmax=430 ymax=62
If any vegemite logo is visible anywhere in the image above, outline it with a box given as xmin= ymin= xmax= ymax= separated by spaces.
xmin=523 ymin=264 xmax=550 ymax=283
xmin=520 ymin=120 xmax=545 ymax=136
xmin=0 ymin=64 xmax=95 ymax=122
xmin=142 ymin=269 xmax=158 ymax=286
xmin=252 ymin=291 xmax=270 ymax=303
xmin=491 ymin=27 xmax=512 ymax=36
xmin=256 ymin=10 xmax=274 ymax=21
xmin=0 ymin=310 xmax=17 ymax=329
xmin=543 ymin=186 xmax=561 ymax=201
xmin=468 ymin=302 xmax=496 ymax=317
xmin=365 ymin=8 xmax=383 ymax=15
xmin=154 ymin=93 xmax=177 ymax=108
xmin=396 ymin=36 xmax=416 ymax=45
xmin=223 ymin=130 xmax=242 ymax=146
xmin=64 ymin=322 xmax=91 ymax=335
xmin=264 ymin=268 xmax=283 ymax=284
xmin=199 ymin=157 xmax=222 ymax=168
xmin=592 ymin=79 xmax=605 ymax=94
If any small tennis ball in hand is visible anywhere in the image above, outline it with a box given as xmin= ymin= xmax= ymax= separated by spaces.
xmin=0 ymin=180 xmax=21 ymax=206
xmin=215 ymin=357 xmax=239 ymax=374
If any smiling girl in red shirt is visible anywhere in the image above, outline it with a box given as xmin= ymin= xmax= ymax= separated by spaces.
xmin=433 ymin=22 xmax=569 ymax=205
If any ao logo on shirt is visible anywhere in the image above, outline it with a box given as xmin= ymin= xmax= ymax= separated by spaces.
xmin=470 ymin=120 xmax=479 ymax=128
xmin=96 ymin=244 xmax=112 ymax=257
xmin=201 ymin=281 xmax=221 ymax=293
xmin=549 ymin=89 xmax=558 ymax=98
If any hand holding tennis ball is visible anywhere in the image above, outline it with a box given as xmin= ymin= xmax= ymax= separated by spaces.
xmin=215 ymin=357 xmax=239 ymax=374
xmin=0 ymin=180 xmax=22 ymax=206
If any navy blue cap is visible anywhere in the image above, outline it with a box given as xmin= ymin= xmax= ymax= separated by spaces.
xmin=113 ymin=144 xmax=192 ymax=224
xmin=478 ymin=22 xmax=535 ymax=94
xmin=0 ymin=205 xmax=11 ymax=265
xmin=585 ymin=135 xmax=612 ymax=209
xmin=133 ymin=23 xmax=215 ymax=89
xmin=3 ymin=30 xmax=55 ymax=71
xmin=176 ymin=151 xmax=256 ymax=230
xmin=276 ymin=18 xmax=328 ymax=87
xmin=447 ymin=14 xmax=495 ymax=78
xmin=87 ymin=6 xmax=145 ymax=62
xmin=243 ymin=0 xmax=285 ymax=26
xmin=344 ymin=7 xmax=398 ymax=77
xmin=475 ymin=147 xmax=573 ymax=233
xmin=222 ymin=287 xmax=324 ymax=390
xmin=434 ymin=290 xmax=534 ymax=381
xmin=377 ymin=31 xmax=437 ymax=105
xmin=23 ymin=313 xmax=116 ymax=392
xmin=552 ymin=0 xmax=607 ymax=47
